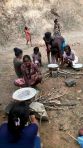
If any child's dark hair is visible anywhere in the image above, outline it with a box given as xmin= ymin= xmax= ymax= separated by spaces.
xmin=24 ymin=26 xmax=28 ymax=30
xmin=14 ymin=47 xmax=23 ymax=57
xmin=64 ymin=45 xmax=71 ymax=52
xmin=34 ymin=47 xmax=39 ymax=53
xmin=8 ymin=102 xmax=30 ymax=142
xmin=45 ymin=32 xmax=51 ymax=40
xmin=54 ymin=19 xmax=58 ymax=23
xmin=23 ymin=55 xmax=31 ymax=62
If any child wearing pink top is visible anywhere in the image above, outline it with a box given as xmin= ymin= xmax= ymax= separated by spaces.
xmin=24 ymin=26 xmax=32 ymax=45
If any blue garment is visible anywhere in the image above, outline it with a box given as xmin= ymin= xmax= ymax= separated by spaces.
xmin=61 ymin=40 xmax=67 ymax=54
xmin=0 ymin=123 xmax=40 ymax=148
xmin=77 ymin=136 xmax=83 ymax=148
xmin=34 ymin=136 xmax=41 ymax=148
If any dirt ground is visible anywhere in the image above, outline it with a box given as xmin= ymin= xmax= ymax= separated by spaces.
xmin=0 ymin=31 xmax=83 ymax=148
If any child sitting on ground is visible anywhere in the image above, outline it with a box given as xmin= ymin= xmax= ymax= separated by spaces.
xmin=32 ymin=47 xmax=42 ymax=66
xmin=62 ymin=45 xmax=75 ymax=67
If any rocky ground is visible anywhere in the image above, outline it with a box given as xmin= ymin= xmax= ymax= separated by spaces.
xmin=0 ymin=31 xmax=83 ymax=147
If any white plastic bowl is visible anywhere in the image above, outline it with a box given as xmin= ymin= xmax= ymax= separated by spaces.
xmin=12 ymin=87 xmax=37 ymax=101
xmin=72 ymin=63 xmax=83 ymax=70
xmin=48 ymin=64 xmax=59 ymax=69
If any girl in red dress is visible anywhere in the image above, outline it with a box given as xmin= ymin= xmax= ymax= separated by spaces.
xmin=24 ymin=26 xmax=32 ymax=46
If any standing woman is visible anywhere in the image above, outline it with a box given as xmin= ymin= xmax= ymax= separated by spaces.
xmin=50 ymin=42 xmax=59 ymax=64
xmin=13 ymin=47 xmax=23 ymax=78
xmin=53 ymin=35 xmax=65 ymax=64
xmin=0 ymin=102 xmax=41 ymax=148
xmin=43 ymin=32 xmax=53 ymax=64
xmin=24 ymin=26 xmax=32 ymax=46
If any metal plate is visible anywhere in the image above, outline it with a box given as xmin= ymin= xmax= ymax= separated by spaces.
xmin=12 ymin=87 xmax=37 ymax=101
xmin=72 ymin=63 xmax=83 ymax=69
xmin=48 ymin=64 xmax=59 ymax=69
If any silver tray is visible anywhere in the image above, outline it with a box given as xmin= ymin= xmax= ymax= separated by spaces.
xmin=12 ymin=87 xmax=37 ymax=101
xmin=48 ymin=64 xmax=59 ymax=69
xmin=72 ymin=63 xmax=83 ymax=69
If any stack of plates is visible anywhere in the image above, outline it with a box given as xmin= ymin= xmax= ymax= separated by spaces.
xmin=12 ymin=87 xmax=37 ymax=101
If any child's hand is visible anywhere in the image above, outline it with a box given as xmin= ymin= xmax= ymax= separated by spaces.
xmin=30 ymin=115 xmax=38 ymax=125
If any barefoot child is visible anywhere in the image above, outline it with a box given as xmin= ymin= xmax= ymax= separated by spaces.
xmin=24 ymin=26 xmax=32 ymax=46
xmin=32 ymin=47 xmax=42 ymax=66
